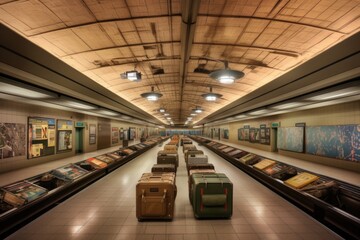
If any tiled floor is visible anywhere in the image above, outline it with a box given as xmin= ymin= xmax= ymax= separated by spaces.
xmin=5 ymin=141 xmax=344 ymax=240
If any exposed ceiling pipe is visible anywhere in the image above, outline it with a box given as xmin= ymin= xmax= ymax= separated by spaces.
xmin=179 ymin=0 xmax=200 ymax=124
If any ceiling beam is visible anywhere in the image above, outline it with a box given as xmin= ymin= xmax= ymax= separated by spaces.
xmin=179 ymin=0 xmax=201 ymax=122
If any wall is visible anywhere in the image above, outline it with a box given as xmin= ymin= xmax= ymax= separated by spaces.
xmin=204 ymin=101 xmax=360 ymax=172
xmin=0 ymin=99 xmax=152 ymax=173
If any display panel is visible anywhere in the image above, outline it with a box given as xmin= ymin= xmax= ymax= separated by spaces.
xmin=111 ymin=127 xmax=119 ymax=144
xmin=249 ymin=128 xmax=260 ymax=143
xmin=277 ymin=127 xmax=304 ymax=153
xmin=260 ymin=126 xmax=270 ymax=145
xmin=223 ymin=129 xmax=229 ymax=139
xmin=238 ymin=128 xmax=245 ymax=141
xmin=57 ymin=119 xmax=72 ymax=152
xmin=0 ymin=123 xmax=26 ymax=159
xmin=28 ymin=117 xmax=55 ymax=159
xmin=129 ymin=127 xmax=135 ymax=140
xmin=89 ymin=124 xmax=96 ymax=144
xmin=306 ymin=125 xmax=360 ymax=162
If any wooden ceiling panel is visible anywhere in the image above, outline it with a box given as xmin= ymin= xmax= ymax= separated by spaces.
xmin=72 ymin=24 xmax=116 ymax=50
xmin=0 ymin=1 xmax=65 ymax=36
xmin=40 ymin=0 xmax=96 ymax=26
xmin=84 ymin=0 xmax=131 ymax=20
xmin=1 ymin=0 xmax=359 ymax=126
xmin=38 ymin=29 xmax=91 ymax=55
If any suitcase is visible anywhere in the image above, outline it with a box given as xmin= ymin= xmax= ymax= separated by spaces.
xmin=189 ymin=173 xmax=233 ymax=219
xmin=136 ymin=172 xmax=176 ymax=220
xmin=253 ymin=159 xmax=276 ymax=170
xmin=187 ymin=154 xmax=208 ymax=165
xmin=272 ymin=166 xmax=297 ymax=181
xmin=158 ymin=150 xmax=178 ymax=156
xmin=152 ymin=164 xmax=176 ymax=174
xmin=183 ymin=144 xmax=197 ymax=153
xmin=86 ymin=157 xmax=108 ymax=169
xmin=164 ymin=144 xmax=177 ymax=151
xmin=188 ymin=169 xmax=217 ymax=202
xmin=285 ymin=172 xmax=320 ymax=189
xmin=300 ymin=179 xmax=337 ymax=199
xmin=263 ymin=163 xmax=290 ymax=176
xmin=157 ymin=154 xmax=179 ymax=168
xmin=184 ymin=150 xmax=204 ymax=163
xmin=239 ymin=153 xmax=261 ymax=165
xmin=187 ymin=163 xmax=215 ymax=175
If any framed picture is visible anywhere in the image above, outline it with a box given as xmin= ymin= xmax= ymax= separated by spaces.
xmin=89 ymin=124 xmax=96 ymax=145
xmin=112 ymin=127 xmax=119 ymax=144
xmin=0 ymin=123 xmax=26 ymax=159
xmin=57 ymin=119 xmax=73 ymax=152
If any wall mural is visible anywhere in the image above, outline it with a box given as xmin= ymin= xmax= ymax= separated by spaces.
xmin=306 ymin=125 xmax=360 ymax=162
xmin=277 ymin=127 xmax=304 ymax=153
xmin=0 ymin=123 xmax=26 ymax=159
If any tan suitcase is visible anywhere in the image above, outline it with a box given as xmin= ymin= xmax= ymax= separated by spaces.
xmin=184 ymin=150 xmax=204 ymax=164
xmin=183 ymin=144 xmax=197 ymax=153
xmin=164 ymin=144 xmax=178 ymax=151
xmin=136 ymin=172 xmax=176 ymax=220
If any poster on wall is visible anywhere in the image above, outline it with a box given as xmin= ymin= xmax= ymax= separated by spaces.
xmin=119 ymin=128 xmax=124 ymax=140
xmin=260 ymin=125 xmax=270 ymax=145
xmin=28 ymin=117 xmax=56 ymax=159
xmin=223 ymin=129 xmax=229 ymax=139
xmin=129 ymin=127 xmax=135 ymax=140
xmin=112 ymin=127 xmax=119 ymax=144
xmin=57 ymin=120 xmax=72 ymax=152
xmin=277 ymin=127 xmax=304 ymax=153
xmin=89 ymin=124 xmax=96 ymax=145
xmin=123 ymin=129 xmax=129 ymax=140
xmin=0 ymin=123 xmax=26 ymax=159
xmin=238 ymin=128 xmax=245 ymax=141
xmin=306 ymin=125 xmax=360 ymax=162
xmin=249 ymin=128 xmax=260 ymax=143
xmin=244 ymin=125 xmax=250 ymax=141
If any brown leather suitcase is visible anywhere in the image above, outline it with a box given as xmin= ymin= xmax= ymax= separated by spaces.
xmin=164 ymin=144 xmax=178 ymax=151
xmin=187 ymin=163 xmax=215 ymax=175
xmin=183 ymin=144 xmax=197 ymax=153
xmin=136 ymin=172 xmax=176 ymax=220
xmin=157 ymin=154 xmax=179 ymax=168
xmin=151 ymin=164 xmax=176 ymax=174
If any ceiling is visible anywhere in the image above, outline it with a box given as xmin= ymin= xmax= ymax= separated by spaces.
xmin=1 ymin=0 xmax=360 ymax=126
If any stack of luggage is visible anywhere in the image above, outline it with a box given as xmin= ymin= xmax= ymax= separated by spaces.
xmin=181 ymin=137 xmax=233 ymax=219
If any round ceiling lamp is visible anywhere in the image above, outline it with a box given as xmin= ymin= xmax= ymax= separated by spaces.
xmin=192 ymin=106 xmax=203 ymax=113
xmin=209 ymin=61 xmax=244 ymax=84
xmin=141 ymin=86 xmax=163 ymax=101
xmin=202 ymin=87 xmax=222 ymax=101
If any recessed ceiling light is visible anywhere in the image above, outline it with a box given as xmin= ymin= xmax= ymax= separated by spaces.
xmin=159 ymin=108 xmax=166 ymax=113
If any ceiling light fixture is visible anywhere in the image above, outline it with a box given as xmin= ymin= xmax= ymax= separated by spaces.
xmin=159 ymin=108 xmax=166 ymax=113
xmin=209 ymin=61 xmax=244 ymax=84
xmin=0 ymin=77 xmax=56 ymax=99
xmin=164 ymin=113 xmax=170 ymax=116
xmin=141 ymin=86 xmax=163 ymax=101
xmin=202 ymin=87 xmax=223 ymax=101
xmin=192 ymin=106 xmax=203 ymax=113
xmin=121 ymin=70 xmax=141 ymax=82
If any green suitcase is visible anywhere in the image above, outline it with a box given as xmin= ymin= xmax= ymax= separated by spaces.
xmin=190 ymin=173 xmax=233 ymax=219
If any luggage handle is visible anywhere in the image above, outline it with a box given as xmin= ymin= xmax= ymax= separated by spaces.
xmin=141 ymin=189 xmax=167 ymax=203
